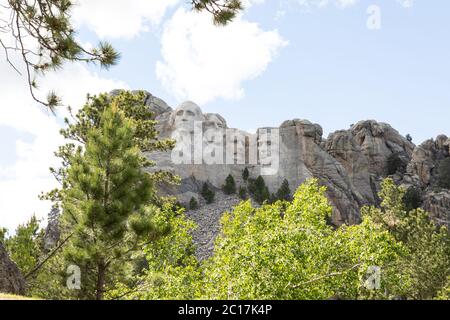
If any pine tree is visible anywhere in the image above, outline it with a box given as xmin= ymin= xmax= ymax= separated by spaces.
xmin=3 ymin=215 xmax=43 ymax=275
xmin=189 ymin=197 xmax=199 ymax=210
xmin=34 ymin=91 xmax=179 ymax=299
xmin=253 ymin=176 xmax=270 ymax=204
xmin=242 ymin=167 xmax=249 ymax=181
xmin=238 ymin=187 xmax=247 ymax=200
xmin=269 ymin=193 xmax=277 ymax=204
xmin=43 ymin=91 xmax=178 ymax=205
xmin=192 ymin=0 xmax=243 ymax=25
xmin=223 ymin=174 xmax=236 ymax=195
xmin=276 ymin=179 xmax=292 ymax=201
xmin=61 ymin=104 xmax=165 ymax=300
xmin=201 ymin=183 xmax=215 ymax=204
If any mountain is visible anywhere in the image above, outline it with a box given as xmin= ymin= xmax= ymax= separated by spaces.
xmin=110 ymin=90 xmax=450 ymax=258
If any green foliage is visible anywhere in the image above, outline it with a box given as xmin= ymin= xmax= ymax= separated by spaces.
xmin=250 ymin=176 xmax=270 ymax=204
xmin=107 ymin=178 xmax=450 ymax=300
xmin=59 ymin=104 xmax=170 ymax=299
xmin=403 ymin=186 xmax=423 ymax=211
xmin=201 ymin=183 xmax=215 ymax=204
xmin=435 ymin=277 xmax=450 ymax=300
xmin=4 ymin=216 xmax=43 ymax=275
xmin=42 ymin=91 xmax=178 ymax=204
xmin=1 ymin=215 xmax=71 ymax=299
xmin=275 ymin=179 xmax=292 ymax=202
xmin=437 ymin=158 xmax=450 ymax=189
xmin=189 ymin=197 xmax=199 ymax=210
xmin=386 ymin=152 xmax=406 ymax=175
xmin=222 ymin=174 xmax=236 ymax=195
xmin=108 ymin=204 xmax=202 ymax=300
xmin=26 ymin=245 xmax=71 ymax=300
xmin=192 ymin=0 xmax=243 ymax=25
xmin=238 ymin=186 xmax=247 ymax=200
xmin=0 ymin=228 xmax=7 ymax=243
xmin=363 ymin=178 xmax=450 ymax=299
xmin=242 ymin=167 xmax=249 ymax=181
xmin=201 ymin=179 xmax=403 ymax=299
xmin=37 ymin=92 xmax=178 ymax=300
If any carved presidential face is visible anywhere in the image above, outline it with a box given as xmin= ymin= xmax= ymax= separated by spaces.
xmin=171 ymin=101 xmax=203 ymax=132
xmin=257 ymin=129 xmax=279 ymax=167
xmin=227 ymin=129 xmax=246 ymax=164
xmin=205 ymin=114 xmax=227 ymax=130
xmin=203 ymin=114 xmax=226 ymax=147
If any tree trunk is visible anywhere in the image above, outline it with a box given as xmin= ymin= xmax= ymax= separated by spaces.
xmin=96 ymin=263 xmax=106 ymax=300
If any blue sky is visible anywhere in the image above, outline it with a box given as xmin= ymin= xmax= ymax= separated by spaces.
xmin=82 ymin=0 xmax=450 ymax=142
xmin=1 ymin=0 xmax=449 ymax=231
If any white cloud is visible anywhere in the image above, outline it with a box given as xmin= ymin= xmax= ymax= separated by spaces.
xmin=397 ymin=0 xmax=414 ymax=8
xmin=72 ymin=0 xmax=180 ymax=39
xmin=296 ymin=0 xmax=359 ymax=9
xmin=336 ymin=0 xmax=358 ymax=7
xmin=295 ymin=0 xmax=413 ymax=9
xmin=0 ymin=57 xmax=127 ymax=232
xmin=156 ymin=8 xmax=287 ymax=105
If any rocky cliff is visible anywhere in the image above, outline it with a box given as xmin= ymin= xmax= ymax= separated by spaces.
xmin=0 ymin=243 xmax=26 ymax=295
xmin=115 ymin=90 xmax=450 ymax=228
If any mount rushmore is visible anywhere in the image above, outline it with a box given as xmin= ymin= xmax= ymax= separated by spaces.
xmin=2 ymin=89 xmax=450 ymax=293
xmin=114 ymin=90 xmax=450 ymax=227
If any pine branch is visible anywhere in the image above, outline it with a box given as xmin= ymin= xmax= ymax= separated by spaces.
xmin=24 ymin=232 xmax=73 ymax=280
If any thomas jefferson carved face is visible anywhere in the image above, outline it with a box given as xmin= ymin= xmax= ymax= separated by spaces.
xmin=171 ymin=101 xmax=204 ymax=133
xmin=204 ymin=113 xmax=227 ymax=130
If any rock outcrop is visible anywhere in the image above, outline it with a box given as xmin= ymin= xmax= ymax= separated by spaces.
xmin=113 ymin=90 xmax=450 ymax=229
xmin=0 ymin=243 xmax=26 ymax=295
xmin=404 ymin=135 xmax=450 ymax=187
xmin=423 ymin=192 xmax=450 ymax=226
xmin=43 ymin=207 xmax=61 ymax=252
xmin=147 ymin=97 xmax=420 ymax=225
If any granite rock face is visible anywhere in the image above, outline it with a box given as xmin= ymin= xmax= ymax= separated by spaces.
xmin=350 ymin=120 xmax=415 ymax=176
xmin=423 ymin=191 xmax=450 ymax=226
xmin=404 ymin=135 xmax=450 ymax=187
xmin=116 ymin=90 xmax=450 ymax=227
xmin=0 ymin=243 xmax=26 ymax=295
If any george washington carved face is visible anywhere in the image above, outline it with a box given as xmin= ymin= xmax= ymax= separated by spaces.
xmin=170 ymin=101 xmax=204 ymax=133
